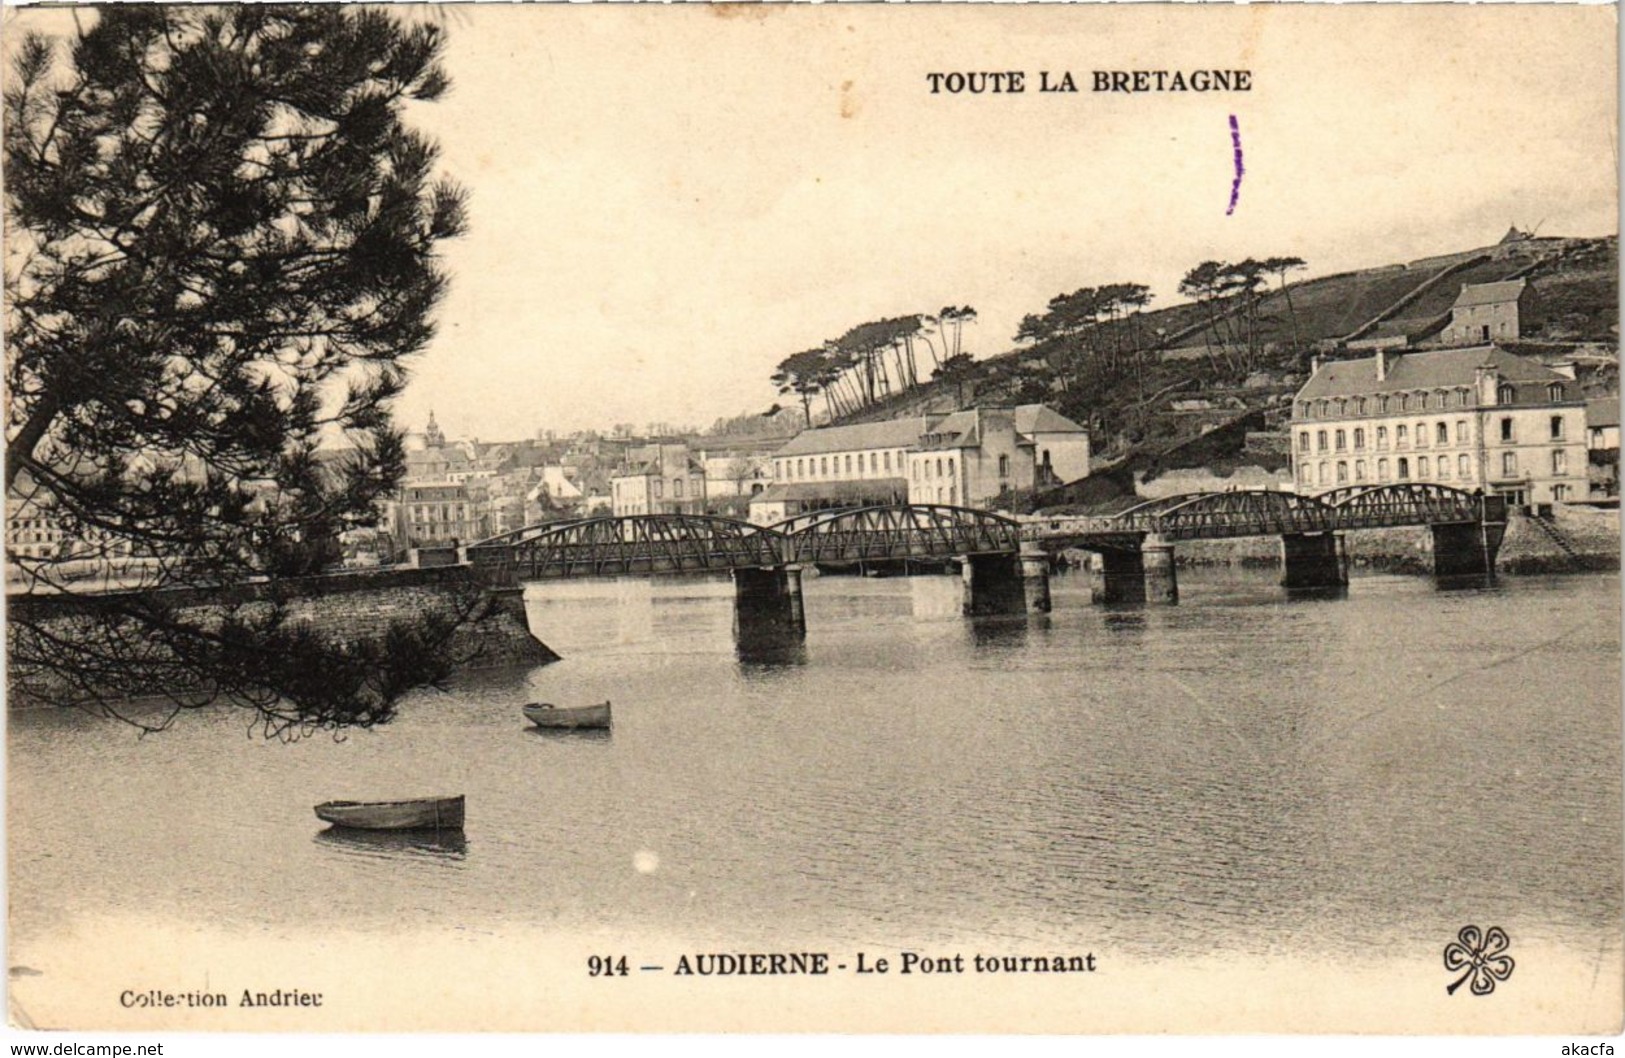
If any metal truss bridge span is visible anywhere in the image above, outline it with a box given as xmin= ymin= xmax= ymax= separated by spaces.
xmin=465 ymin=486 xmax=1503 ymax=583
xmin=464 ymin=505 xmax=1021 ymax=582
xmin=1027 ymin=483 xmax=1502 ymax=547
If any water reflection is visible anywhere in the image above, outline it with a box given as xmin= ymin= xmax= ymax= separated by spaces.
xmin=1282 ymin=584 xmax=1350 ymax=603
xmin=966 ymin=616 xmax=1028 ymax=651
xmin=313 ymin=826 xmax=468 ymax=862
xmin=1102 ymin=611 xmax=1147 ymax=635
xmin=1435 ymin=573 xmax=1501 ymax=594
xmin=734 ymin=635 xmax=808 ymax=667
xmin=523 ymin=726 xmax=613 ymax=746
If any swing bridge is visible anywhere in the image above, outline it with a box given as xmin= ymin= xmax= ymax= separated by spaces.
xmin=461 ymin=484 xmax=1507 ymax=628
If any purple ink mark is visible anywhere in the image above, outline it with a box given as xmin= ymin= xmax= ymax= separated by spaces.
xmin=1226 ymin=114 xmax=1245 ymax=216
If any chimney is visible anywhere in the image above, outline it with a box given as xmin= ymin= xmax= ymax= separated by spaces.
xmin=1310 ymin=354 xmax=1322 ymax=375
xmin=1376 ymin=348 xmax=1388 ymax=382
xmin=1550 ymin=361 xmax=1577 ymax=381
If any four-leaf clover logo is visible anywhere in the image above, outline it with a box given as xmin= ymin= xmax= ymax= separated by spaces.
xmin=1444 ymin=925 xmax=1514 ymax=996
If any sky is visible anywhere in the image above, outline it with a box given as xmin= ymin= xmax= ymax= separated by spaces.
xmin=8 ymin=4 xmax=1619 ymax=443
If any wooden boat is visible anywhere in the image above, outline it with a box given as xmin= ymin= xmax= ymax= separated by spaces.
xmin=314 ymin=795 xmax=464 ymax=831
xmin=523 ymin=701 xmax=611 ymax=730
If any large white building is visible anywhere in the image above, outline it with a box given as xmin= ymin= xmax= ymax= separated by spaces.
xmin=1291 ymin=346 xmax=1589 ymax=506
xmin=750 ymin=404 xmax=1090 ymax=523
xmin=907 ymin=405 xmax=1090 ymax=508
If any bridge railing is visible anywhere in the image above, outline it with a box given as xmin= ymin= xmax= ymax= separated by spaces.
xmin=1321 ymin=484 xmax=1485 ymax=528
xmin=782 ymin=505 xmax=1022 ymax=565
xmin=470 ymin=514 xmax=787 ymax=578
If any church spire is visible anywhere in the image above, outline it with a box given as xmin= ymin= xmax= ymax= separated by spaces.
xmin=425 ymin=410 xmax=445 ymax=448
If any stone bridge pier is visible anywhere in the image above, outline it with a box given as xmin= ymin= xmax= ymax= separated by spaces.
xmin=732 ymin=565 xmax=806 ymax=648
xmin=1088 ymin=547 xmax=1144 ymax=604
xmin=959 ymin=553 xmax=1028 ymax=616
xmin=1279 ymin=532 xmax=1349 ymax=591
xmin=1086 ymin=535 xmax=1178 ymax=605
xmin=1019 ymin=544 xmax=1052 ymax=613
xmin=1431 ymin=521 xmax=1506 ymax=579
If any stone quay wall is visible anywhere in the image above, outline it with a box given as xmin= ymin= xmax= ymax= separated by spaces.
xmin=1159 ymin=505 xmax=1619 ymax=575
xmin=8 ymin=566 xmax=559 ymax=706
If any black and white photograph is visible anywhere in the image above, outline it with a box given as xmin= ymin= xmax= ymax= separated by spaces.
xmin=4 ymin=2 xmax=1620 ymax=1044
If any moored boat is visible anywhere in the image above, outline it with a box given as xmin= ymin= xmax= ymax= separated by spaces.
xmin=314 ymin=795 xmax=465 ymax=831
xmin=523 ymin=701 xmax=611 ymax=730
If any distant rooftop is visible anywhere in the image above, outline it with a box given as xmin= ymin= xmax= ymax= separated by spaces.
xmin=1298 ymin=345 xmax=1566 ymax=401
xmin=774 ymin=418 xmax=931 ymax=457
xmin=1451 ymin=279 xmax=1528 ymax=309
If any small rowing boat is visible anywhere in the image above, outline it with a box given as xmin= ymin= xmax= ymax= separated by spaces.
xmin=523 ymin=701 xmax=611 ymax=730
xmin=314 ymin=795 xmax=465 ymax=831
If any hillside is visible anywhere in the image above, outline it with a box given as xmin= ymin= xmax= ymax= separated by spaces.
xmin=828 ymin=233 xmax=1618 ymax=465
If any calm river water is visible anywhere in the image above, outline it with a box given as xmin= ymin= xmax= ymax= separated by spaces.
xmin=7 ymin=567 xmax=1621 ymax=1028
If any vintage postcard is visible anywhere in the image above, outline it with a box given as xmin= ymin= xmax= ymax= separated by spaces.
xmin=3 ymin=1 xmax=1620 ymax=1047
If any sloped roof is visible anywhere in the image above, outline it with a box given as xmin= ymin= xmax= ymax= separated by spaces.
xmin=1297 ymin=345 xmax=1564 ymax=401
xmin=918 ymin=405 xmax=1087 ymax=451
xmin=1451 ymin=279 xmax=1527 ymax=309
xmin=1587 ymin=397 xmax=1620 ymax=429
xmin=774 ymin=418 xmax=930 ymax=457
xmin=1014 ymin=404 xmax=1088 ymax=434
xmin=1372 ymin=314 xmax=1449 ymax=341
xmin=917 ymin=410 xmax=982 ymax=451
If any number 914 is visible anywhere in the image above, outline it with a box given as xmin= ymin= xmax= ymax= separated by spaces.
xmin=588 ymin=955 xmax=629 ymax=977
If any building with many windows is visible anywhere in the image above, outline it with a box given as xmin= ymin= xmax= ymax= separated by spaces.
xmin=1291 ymin=345 xmax=1589 ymax=506
xmin=750 ymin=405 xmax=1090 ymax=523
xmin=907 ymin=405 xmax=1090 ymax=508
xmin=394 ymin=482 xmax=489 ymax=547
xmin=610 ymin=443 xmax=707 ymax=517
xmin=751 ymin=418 xmax=925 ymax=524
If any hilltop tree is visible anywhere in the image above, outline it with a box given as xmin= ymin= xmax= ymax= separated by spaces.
xmin=921 ymin=306 xmax=976 ymax=373
xmin=770 ymin=348 xmax=830 ymax=427
xmin=5 ymin=7 xmax=475 ymax=737
xmin=767 ymin=307 xmax=979 ymax=426
xmin=1014 ymin=284 xmax=1151 ymax=389
xmin=1261 ymin=255 xmax=1308 ymax=353
xmin=933 ymin=352 xmax=977 ymax=409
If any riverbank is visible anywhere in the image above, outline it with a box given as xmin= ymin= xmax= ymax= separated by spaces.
xmin=6 ymin=568 xmax=560 ymax=710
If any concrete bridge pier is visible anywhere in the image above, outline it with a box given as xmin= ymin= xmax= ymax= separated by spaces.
xmin=1019 ymin=544 xmax=1052 ymax=613
xmin=1089 ymin=548 xmax=1146 ymax=605
xmin=1431 ymin=521 xmax=1505 ymax=579
xmin=1280 ymin=532 xmax=1349 ymax=590
xmin=960 ymin=553 xmax=1028 ymax=616
xmin=1141 ymin=533 xmax=1179 ymax=605
xmin=732 ymin=566 xmax=807 ymax=646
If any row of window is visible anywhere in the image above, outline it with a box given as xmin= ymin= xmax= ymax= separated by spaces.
xmin=1299 ymin=449 xmax=1569 ymax=486
xmin=1297 ymin=382 xmax=1564 ymax=420
xmin=911 ymin=456 xmax=957 ymax=482
xmin=775 ymin=449 xmax=910 ymax=483
xmin=407 ymin=504 xmax=468 ymax=521
xmin=1300 ymin=415 xmax=1569 ymax=454
xmin=411 ymin=523 xmax=478 ymax=539
xmin=612 ymin=478 xmax=701 ymax=500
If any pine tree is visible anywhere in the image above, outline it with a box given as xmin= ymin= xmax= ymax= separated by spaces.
xmin=5 ymin=8 xmax=475 ymax=737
